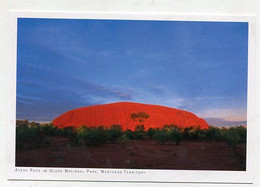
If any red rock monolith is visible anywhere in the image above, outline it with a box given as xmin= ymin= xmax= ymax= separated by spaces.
xmin=52 ymin=102 xmax=209 ymax=130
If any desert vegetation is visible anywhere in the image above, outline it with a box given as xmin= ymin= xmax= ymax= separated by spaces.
xmin=15 ymin=119 xmax=246 ymax=170
xmin=16 ymin=120 xmax=246 ymax=154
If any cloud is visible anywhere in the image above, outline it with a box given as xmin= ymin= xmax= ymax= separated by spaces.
xmin=204 ymin=118 xmax=247 ymax=127
xmin=20 ymin=61 xmax=134 ymax=101
xmin=147 ymin=85 xmax=168 ymax=95
xmin=17 ymin=94 xmax=42 ymax=101
xmin=17 ymin=62 xmax=135 ymax=121
xmin=197 ymin=108 xmax=247 ymax=121
xmin=21 ymin=62 xmax=59 ymax=74
xmin=17 ymin=100 xmax=35 ymax=105
xmin=16 ymin=97 xmax=95 ymax=122
xmin=196 ymin=96 xmax=229 ymax=101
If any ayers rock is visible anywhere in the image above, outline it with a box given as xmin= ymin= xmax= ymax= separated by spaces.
xmin=53 ymin=102 xmax=209 ymax=130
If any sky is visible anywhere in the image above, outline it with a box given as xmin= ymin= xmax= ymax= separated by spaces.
xmin=16 ymin=18 xmax=248 ymax=126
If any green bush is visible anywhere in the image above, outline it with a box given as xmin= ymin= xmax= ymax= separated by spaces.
xmin=182 ymin=126 xmax=206 ymax=141
xmin=75 ymin=126 xmax=109 ymax=146
xmin=124 ymin=130 xmax=135 ymax=139
xmin=182 ymin=127 xmax=193 ymax=139
xmin=146 ymin=128 xmax=156 ymax=138
xmin=153 ymin=128 xmax=169 ymax=145
xmin=163 ymin=124 xmax=178 ymax=130
xmin=222 ymin=128 xmax=240 ymax=153
xmin=196 ymin=128 xmax=207 ymax=140
xmin=234 ymin=126 xmax=247 ymax=143
xmin=108 ymin=125 xmax=123 ymax=142
xmin=41 ymin=123 xmax=60 ymax=136
xmin=205 ymin=126 xmax=223 ymax=141
xmin=222 ymin=126 xmax=247 ymax=154
xmin=117 ymin=133 xmax=129 ymax=147
xmin=87 ymin=126 xmax=109 ymax=146
xmin=16 ymin=123 xmax=44 ymax=151
xmin=61 ymin=127 xmax=75 ymax=137
xmin=75 ymin=126 xmax=88 ymax=145
xmin=133 ymin=125 xmax=145 ymax=139
xmin=168 ymin=128 xmax=182 ymax=145
xmin=188 ymin=128 xmax=198 ymax=140
xmin=40 ymin=123 xmax=76 ymax=137
xmin=16 ymin=124 xmax=28 ymax=151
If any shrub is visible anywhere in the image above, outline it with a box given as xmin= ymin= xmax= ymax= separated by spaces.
xmin=61 ymin=127 xmax=75 ymax=138
xmin=205 ymin=126 xmax=223 ymax=141
xmin=183 ymin=126 xmax=206 ymax=141
xmin=168 ymin=128 xmax=182 ymax=145
xmin=124 ymin=130 xmax=135 ymax=139
xmin=196 ymin=128 xmax=207 ymax=140
xmin=108 ymin=125 xmax=123 ymax=143
xmin=41 ymin=123 xmax=60 ymax=136
xmin=16 ymin=123 xmax=44 ymax=151
xmin=222 ymin=128 xmax=240 ymax=153
xmin=163 ymin=124 xmax=178 ymax=130
xmin=222 ymin=126 xmax=247 ymax=154
xmin=117 ymin=133 xmax=129 ymax=147
xmin=153 ymin=128 xmax=169 ymax=145
xmin=146 ymin=128 xmax=156 ymax=138
xmin=75 ymin=126 xmax=88 ymax=145
xmin=16 ymin=124 xmax=28 ymax=151
xmin=187 ymin=128 xmax=198 ymax=140
xmin=39 ymin=123 xmax=76 ymax=137
xmin=87 ymin=126 xmax=109 ymax=145
xmin=74 ymin=126 xmax=109 ymax=146
xmin=134 ymin=125 xmax=145 ymax=139
xmin=234 ymin=126 xmax=247 ymax=143
xmin=182 ymin=127 xmax=193 ymax=140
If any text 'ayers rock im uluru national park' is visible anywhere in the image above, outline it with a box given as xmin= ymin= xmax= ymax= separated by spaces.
xmin=53 ymin=102 xmax=209 ymax=130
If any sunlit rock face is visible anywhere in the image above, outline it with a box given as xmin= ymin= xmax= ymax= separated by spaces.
xmin=53 ymin=102 xmax=209 ymax=130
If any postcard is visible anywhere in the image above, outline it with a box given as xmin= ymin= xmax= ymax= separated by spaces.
xmin=7 ymin=11 xmax=255 ymax=183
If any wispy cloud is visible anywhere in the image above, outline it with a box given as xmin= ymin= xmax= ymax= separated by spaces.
xmin=21 ymin=61 xmax=134 ymax=100
xmin=197 ymin=108 xmax=247 ymax=121
xmin=204 ymin=118 xmax=247 ymax=127
xmin=21 ymin=62 xmax=59 ymax=74
xmin=17 ymin=94 xmax=42 ymax=101
xmin=17 ymin=99 xmax=35 ymax=105
xmin=17 ymin=61 xmax=135 ymax=121
xmin=196 ymin=96 xmax=229 ymax=101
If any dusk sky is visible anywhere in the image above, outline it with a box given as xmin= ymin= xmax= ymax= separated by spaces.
xmin=16 ymin=18 xmax=248 ymax=126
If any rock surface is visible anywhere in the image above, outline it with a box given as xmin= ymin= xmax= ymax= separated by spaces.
xmin=52 ymin=102 xmax=209 ymax=130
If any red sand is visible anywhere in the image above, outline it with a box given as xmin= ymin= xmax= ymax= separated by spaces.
xmin=53 ymin=102 xmax=209 ymax=130
xmin=16 ymin=137 xmax=246 ymax=170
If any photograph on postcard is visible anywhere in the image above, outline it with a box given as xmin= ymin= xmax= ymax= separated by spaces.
xmin=9 ymin=13 xmax=254 ymax=182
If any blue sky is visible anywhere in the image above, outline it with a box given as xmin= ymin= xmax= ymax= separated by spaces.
xmin=16 ymin=18 xmax=248 ymax=126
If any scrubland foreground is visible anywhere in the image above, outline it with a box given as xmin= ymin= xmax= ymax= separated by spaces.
xmin=15 ymin=121 xmax=246 ymax=170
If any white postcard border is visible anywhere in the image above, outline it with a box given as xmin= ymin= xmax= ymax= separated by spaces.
xmin=7 ymin=11 xmax=255 ymax=183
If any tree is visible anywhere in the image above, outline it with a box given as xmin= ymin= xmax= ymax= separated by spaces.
xmin=222 ymin=126 xmax=246 ymax=155
xmin=168 ymin=128 xmax=182 ymax=145
xmin=130 ymin=112 xmax=150 ymax=138
xmin=134 ymin=124 xmax=145 ymax=139
xmin=153 ymin=128 xmax=169 ymax=145
xmin=130 ymin=112 xmax=150 ymax=124
xmin=108 ymin=125 xmax=123 ymax=143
